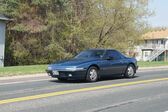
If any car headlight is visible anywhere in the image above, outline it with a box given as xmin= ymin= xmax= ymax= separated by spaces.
xmin=65 ymin=67 xmax=84 ymax=71
xmin=48 ymin=66 xmax=52 ymax=70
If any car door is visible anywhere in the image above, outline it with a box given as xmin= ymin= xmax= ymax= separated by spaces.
xmin=103 ymin=50 xmax=125 ymax=76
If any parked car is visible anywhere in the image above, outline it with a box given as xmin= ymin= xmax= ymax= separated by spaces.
xmin=46 ymin=49 xmax=138 ymax=82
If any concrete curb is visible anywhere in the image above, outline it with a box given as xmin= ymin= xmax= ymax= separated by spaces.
xmin=0 ymin=66 xmax=168 ymax=80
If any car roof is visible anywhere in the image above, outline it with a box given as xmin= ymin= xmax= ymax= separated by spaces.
xmin=89 ymin=48 xmax=116 ymax=51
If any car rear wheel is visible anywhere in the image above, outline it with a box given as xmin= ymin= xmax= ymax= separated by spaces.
xmin=124 ymin=64 xmax=135 ymax=78
xmin=86 ymin=66 xmax=98 ymax=82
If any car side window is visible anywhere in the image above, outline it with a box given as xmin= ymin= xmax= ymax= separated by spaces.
xmin=105 ymin=50 xmax=122 ymax=60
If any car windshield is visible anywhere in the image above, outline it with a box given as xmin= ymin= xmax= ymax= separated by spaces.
xmin=75 ymin=50 xmax=105 ymax=59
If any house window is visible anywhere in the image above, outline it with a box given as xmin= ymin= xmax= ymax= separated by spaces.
xmin=161 ymin=40 xmax=164 ymax=44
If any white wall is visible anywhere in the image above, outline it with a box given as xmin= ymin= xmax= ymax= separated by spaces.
xmin=142 ymin=50 xmax=152 ymax=61
xmin=0 ymin=21 xmax=6 ymax=67
xmin=165 ymin=39 xmax=168 ymax=49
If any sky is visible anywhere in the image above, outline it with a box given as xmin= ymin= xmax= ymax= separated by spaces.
xmin=148 ymin=0 xmax=168 ymax=27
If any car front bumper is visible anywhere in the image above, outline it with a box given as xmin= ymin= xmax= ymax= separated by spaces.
xmin=46 ymin=69 xmax=87 ymax=80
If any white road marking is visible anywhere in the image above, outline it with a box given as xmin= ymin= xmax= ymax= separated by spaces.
xmin=0 ymin=73 xmax=46 ymax=80
xmin=0 ymin=78 xmax=53 ymax=86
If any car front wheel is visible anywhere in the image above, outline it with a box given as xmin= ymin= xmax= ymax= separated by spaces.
xmin=124 ymin=64 xmax=135 ymax=78
xmin=86 ymin=66 xmax=98 ymax=82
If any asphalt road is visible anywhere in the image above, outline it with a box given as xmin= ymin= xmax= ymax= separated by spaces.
xmin=0 ymin=69 xmax=168 ymax=112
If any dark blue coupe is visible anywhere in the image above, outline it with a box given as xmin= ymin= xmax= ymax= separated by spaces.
xmin=46 ymin=49 xmax=138 ymax=82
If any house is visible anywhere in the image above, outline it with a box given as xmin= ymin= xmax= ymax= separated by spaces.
xmin=0 ymin=14 xmax=9 ymax=67
xmin=136 ymin=29 xmax=168 ymax=61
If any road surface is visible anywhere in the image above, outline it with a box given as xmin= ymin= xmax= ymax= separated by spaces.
xmin=0 ymin=69 xmax=168 ymax=112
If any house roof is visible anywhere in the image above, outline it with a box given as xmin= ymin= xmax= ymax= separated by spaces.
xmin=0 ymin=14 xmax=10 ymax=21
xmin=143 ymin=29 xmax=168 ymax=40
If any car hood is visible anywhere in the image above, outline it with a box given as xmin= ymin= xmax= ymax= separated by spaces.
xmin=51 ymin=58 xmax=99 ymax=67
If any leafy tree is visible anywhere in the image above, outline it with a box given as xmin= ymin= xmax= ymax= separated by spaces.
xmin=0 ymin=0 xmax=150 ymax=65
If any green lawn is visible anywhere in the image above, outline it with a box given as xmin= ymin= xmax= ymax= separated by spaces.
xmin=138 ymin=61 xmax=168 ymax=67
xmin=0 ymin=61 xmax=168 ymax=77
xmin=0 ymin=65 xmax=47 ymax=77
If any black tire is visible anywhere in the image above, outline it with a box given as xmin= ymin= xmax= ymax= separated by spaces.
xmin=124 ymin=64 xmax=135 ymax=78
xmin=57 ymin=78 xmax=67 ymax=81
xmin=86 ymin=66 xmax=99 ymax=82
